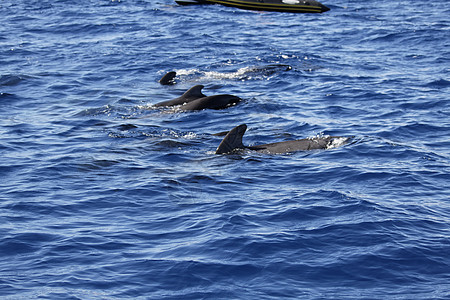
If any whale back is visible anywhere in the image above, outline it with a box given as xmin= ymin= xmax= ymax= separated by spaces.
xmin=180 ymin=94 xmax=241 ymax=111
xmin=249 ymin=137 xmax=333 ymax=154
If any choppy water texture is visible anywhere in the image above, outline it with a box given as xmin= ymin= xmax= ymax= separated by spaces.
xmin=1 ymin=0 xmax=450 ymax=299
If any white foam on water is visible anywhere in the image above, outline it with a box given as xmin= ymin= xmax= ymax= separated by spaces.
xmin=327 ymin=137 xmax=349 ymax=149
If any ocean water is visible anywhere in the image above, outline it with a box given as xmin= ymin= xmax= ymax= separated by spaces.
xmin=1 ymin=0 xmax=449 ymax=298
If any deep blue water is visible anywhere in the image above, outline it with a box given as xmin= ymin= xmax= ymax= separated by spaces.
xmin=1 ymin=0 xmax=450 ymax=298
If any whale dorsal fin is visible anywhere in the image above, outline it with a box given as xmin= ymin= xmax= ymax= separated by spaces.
xmin=154 ymin=85 xmax=206 ymax=107
xmin=183 ymin=85 xmax=206 ymax=100
xmin=216 ymin=124 xmax=247 ymax=154
xmin=159 ymin=71 xmax=177 ymax=85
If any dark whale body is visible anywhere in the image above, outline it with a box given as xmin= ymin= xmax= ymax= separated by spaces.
xmin=154 ymin=85 xmax=241 ymax=111
xmin=216 ymin=124 xmax=349 ymax=154
xmin=179 ymin=94 xmax=241 ymax=111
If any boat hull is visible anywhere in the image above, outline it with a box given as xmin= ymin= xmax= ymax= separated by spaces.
xmin=176 ymin=0 xmax=330 ymax=13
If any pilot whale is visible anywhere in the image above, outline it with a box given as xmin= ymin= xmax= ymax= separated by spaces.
xmin=216 ymin=124 xmax=350 ymax=154
xmin=154 ymin=85 xmax=241 ymax=111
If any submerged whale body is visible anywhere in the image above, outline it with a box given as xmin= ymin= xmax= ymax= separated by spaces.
xmin=248 ymin=64 xmax=292 ymax=75
xmin=154 ymin=85 xmax=241 ymax=111
xmin=158 ymin=65 xmax=291 ymax=85
xmin=216 ymin=124 xmax=349 ymax=154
